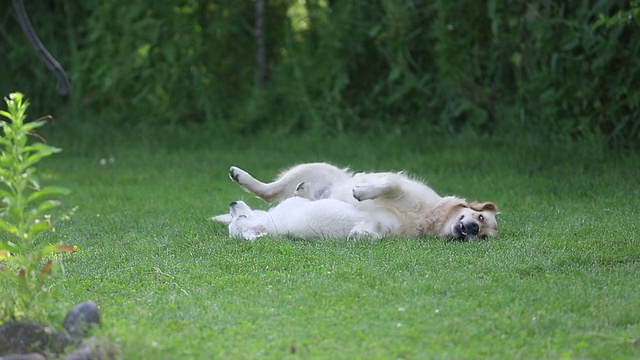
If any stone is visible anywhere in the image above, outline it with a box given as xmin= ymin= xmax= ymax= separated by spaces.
xmin=0 ymin=321 xmax=70 ymax=355
xmin=62 ymin=301 xmax=100 ymax=339
xmin=1 ymin=301 xmax=105 ymax=359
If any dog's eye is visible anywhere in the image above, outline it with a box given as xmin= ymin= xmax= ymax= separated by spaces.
xmin=238 ymin=215 xmax=247 ymax=219
xmin=459 ymin=215 xmax=464 ymax=221
xmin=478 ymin=214 xmax=485 ymax=222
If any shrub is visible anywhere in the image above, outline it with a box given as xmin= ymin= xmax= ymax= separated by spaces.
xmin=1 ymin=1 xmax=639 ymax=147
xmin=0 ymin=92 xmax=75 ymax=320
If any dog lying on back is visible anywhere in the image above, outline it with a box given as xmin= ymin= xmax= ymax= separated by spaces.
xmin=218 ymin=162 xmax=499 ymax=241
xmin=213 ymin=187 xmax=395 ymax=240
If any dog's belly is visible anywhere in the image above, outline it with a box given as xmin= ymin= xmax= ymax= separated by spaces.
xmin=271 ymin=199 xmax=366 ymax=238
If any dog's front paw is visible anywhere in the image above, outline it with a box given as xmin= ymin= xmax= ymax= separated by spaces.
xmin=352 ymin=186 xmax=363 ymax=201
xmin=353 ymin=185 xmax=376 ymax=201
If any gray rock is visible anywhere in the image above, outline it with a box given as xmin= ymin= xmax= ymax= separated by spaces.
xmin=1 ymin=301 xmax=105 ymax=359
xmin=62 ymin=301 xmax=100 ymax=339
xmin=0 ymin=321 xmax=70 ymax=355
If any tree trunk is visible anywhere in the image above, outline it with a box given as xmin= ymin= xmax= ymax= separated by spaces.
xmin=255 ymin=0 xmax=268 ymax=87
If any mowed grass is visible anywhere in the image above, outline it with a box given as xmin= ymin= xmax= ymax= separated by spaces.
xmin=13 ymin=129 xmax=640 ymax=359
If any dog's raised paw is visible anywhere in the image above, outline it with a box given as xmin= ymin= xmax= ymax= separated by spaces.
xmin=352 ymin=186 xmax=369 ymax=202
xmin=352 ymin=188 xmax=360 ymax=201
xmin=229 ymin=166 xmax=241 ymax=182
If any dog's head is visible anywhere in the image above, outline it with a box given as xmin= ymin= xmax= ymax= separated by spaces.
xmin=450 ymin=201 xmax=499 ymax=241
xmin=212 ymin=201 xmax=269 ymax=240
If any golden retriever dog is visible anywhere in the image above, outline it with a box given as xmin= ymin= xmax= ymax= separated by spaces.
xmin=225 ymin=162 xmax=499 ymax=241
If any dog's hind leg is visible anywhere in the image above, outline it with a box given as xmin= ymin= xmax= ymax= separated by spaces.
xmin=230 ymin=163 xmax=350 ymax=202
xmin=229 ymin=166 xmax=291 ymax=202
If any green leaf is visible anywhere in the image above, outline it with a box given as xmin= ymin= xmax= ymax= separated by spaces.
xmin=26 ymin=220 xmax=52 ymax=239
xmin=8 ymin=204 xmax=23 ymax=219
xmin=20 ymin=120 xmax=48 ymax=133
xmin=0 ymin=188 xmax=12 ymax=199
xmin=0 ymin=218 xmax=20 ymax=236
xmin=36 ymin=199 xmax=62 ymax=213
xmin=24 ymin=143 xmax=63 ymax=167
xmin=26 ymin=186 xmax=70 ymax=204
xmin=0 ymin=241 xmax=20 ymax=252
xmin=23 ymin=142 xmax=62 ymax=154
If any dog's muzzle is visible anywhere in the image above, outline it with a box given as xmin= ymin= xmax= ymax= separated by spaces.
xmin=453 ymin=221 xmax=480 ymax=240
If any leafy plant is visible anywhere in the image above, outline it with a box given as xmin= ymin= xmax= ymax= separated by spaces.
xmin=594 ymin=0 xmax=640 ymax=29
xmin=0 ymin=92 xmax=75 ymax=319
xmin=2 ymin=1 xmax=640 ymax=147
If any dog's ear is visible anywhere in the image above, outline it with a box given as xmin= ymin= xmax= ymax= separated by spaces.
xmin=469 ymin=201 xmax=498 ymax=213
xmin=443 ymin=196 xmax=468 ymax=209
xmin=211 ymin=214 xmax=233 ymax=224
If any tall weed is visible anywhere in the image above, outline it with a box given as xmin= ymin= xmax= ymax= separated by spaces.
xmin=0 ymin=93 xmax=75 ymax=320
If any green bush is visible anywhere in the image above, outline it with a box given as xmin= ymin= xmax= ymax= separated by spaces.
xmin=1 ymin=0 xmax=638 ymax=147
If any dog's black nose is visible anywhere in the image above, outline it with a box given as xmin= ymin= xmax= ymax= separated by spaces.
xmin=461 ymin=222 xmax=479 ymax=236
xmin=229 ymin=201 xmax=237 ymax=207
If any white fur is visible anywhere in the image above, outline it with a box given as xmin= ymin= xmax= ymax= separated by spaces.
xmin=213 ymin=197 xmax=387 ymax=240
xmin=222 ymin=162 xmax=499 ymax=240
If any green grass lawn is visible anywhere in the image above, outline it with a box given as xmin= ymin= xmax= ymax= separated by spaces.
xmin=4 ymin=128 xmax=640 ymax=359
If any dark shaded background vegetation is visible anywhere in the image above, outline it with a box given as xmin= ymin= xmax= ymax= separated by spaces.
xmin=1 ymin=0 xmax=639 ymax=148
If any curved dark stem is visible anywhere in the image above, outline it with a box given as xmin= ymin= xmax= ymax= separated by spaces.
xmin=13 ymin=0 xmax=70 ymax=96
xmin=255 ymin=0 xmax=268 ymax=87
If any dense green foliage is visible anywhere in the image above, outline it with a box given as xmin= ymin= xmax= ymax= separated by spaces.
xmin=1 ymin=1 xmax=639 ymax=146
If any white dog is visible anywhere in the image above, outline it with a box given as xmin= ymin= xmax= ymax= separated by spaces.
xmin=223 ymin=162 xmax=499 ymax=241
xmin=213 ymin=190 xmax=394 ymax=240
